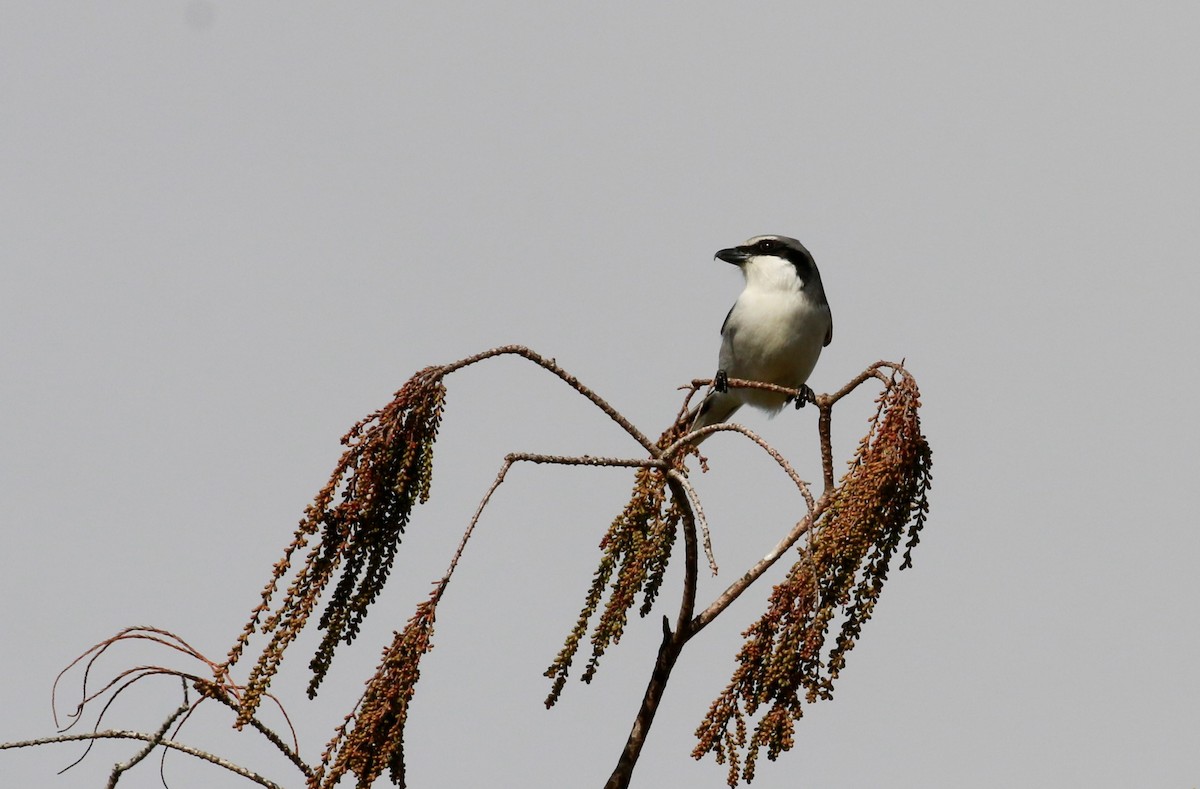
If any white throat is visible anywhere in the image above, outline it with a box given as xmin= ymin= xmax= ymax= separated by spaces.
xmin=742 ymin=255 xmax=804 ymax=294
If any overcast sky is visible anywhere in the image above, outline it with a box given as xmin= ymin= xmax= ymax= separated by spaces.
xmin=3 ymin=3 xmax=1198 ymax=788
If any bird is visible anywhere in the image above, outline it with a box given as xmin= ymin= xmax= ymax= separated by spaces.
xmin=688 ymin=234 xmax=833 ymax=444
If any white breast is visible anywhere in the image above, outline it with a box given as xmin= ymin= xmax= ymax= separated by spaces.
xmin=719 ymin=281 xmax=831 ymax=413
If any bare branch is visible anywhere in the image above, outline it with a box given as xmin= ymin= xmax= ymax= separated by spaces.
xmin=194 ymin=681 xmax=312 ymax=780
xmin=688 ymin=376 xmax=815 ymax=403
xmin=106 ymin=692 xmax=189 ymax=788
xmin=818 ymin=394 xmax=836 ymax=492
xmin=440 ymin=451 xmax=667 ymax=598
xmin=668 ymin=477 xmax=698 ymax=635
xmin=816 ymin=361 xmax=905 ymax=492
xmin=664 ymin=423 xmax=815 ymax=512
xmin=666 ymin=469 xmax=717 ymax=576
xmin=1 ymin=732 xmax=284 ymax=789
xmin=824 ymin=362 xmax=894 ymax=405
xmin=604 ymin=465 xmax=700 ymax=789
xmin=691 ymin=495 xmax=829 ymax=632
xmin=505 ymin=452 xmax=667 ymax=471
xmin=440 ymin=345 xmax=659 ymax=453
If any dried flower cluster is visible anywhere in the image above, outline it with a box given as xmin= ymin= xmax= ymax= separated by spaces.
xmin=693 ymin=368 xmax=932 ymax=785
xmin=543 ymin=422 xmax=693 ymax=707
xmin=313 ymin=596 xmax=436 ymax=789
xmin=221 ymin=366 xmax=448 ymax=726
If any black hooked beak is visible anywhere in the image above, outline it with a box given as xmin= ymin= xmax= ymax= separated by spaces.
xmin=715 ymin=246 xmax=750 ymax=265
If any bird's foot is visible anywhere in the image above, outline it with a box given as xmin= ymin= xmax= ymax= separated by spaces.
xmin=714 ymin=370 xmax=729 ymax=393
xmin=793 ymin=384 xmax=815 ymax=409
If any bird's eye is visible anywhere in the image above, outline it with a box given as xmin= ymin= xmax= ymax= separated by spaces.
xmin=757 ymin=239 xmax=779 ymax=252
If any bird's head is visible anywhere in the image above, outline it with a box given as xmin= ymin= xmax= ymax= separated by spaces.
xmin=715 ymin=235 xmax=819 ymax=292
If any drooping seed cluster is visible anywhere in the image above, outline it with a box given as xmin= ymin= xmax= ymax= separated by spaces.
xmin=313 ymin=596 xmax=436 ymax=789
xmin=543 ymin=421 xmax=693 ymax=708
xmin=222 ymin=366 xmax=447 ymax=729
xmin=693 ymin=369 xmax=932 ymax=786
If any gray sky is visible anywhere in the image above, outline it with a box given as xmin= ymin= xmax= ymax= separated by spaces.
xmin=3 ymin=3 xmax=1198 ymax=787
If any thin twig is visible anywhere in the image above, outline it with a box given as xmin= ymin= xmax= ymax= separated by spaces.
xmin=106 ymin=692 xmax=189 ymax=788
xmin=54 ymin=627 xmax=218 ymax=730
xmin=435 ymin=452 xmax=666 ymax=601
xmin=665 ymin=423 xmax=815 ymax=513
xmin=673 ymin=421 xmax=831 ymax=634
xmin=195 ymin=682 xmax=313 ymax=780
xmin=690 ymin=493 xmax=831 ymax=631
xmin=505 ymin=452 xmax=667 ymax=471
xmin=818 ymin=394 xmax=836 ymax=492
xmin=816 ymin=362 xmax=896 ymax=491
xmin=685 ymin=418 xmax=834 ymax=632
xmin=434 ymin=457 xmax=517 ymax=602
xmin=666 ymin=469 xmax=717 ymax=576
xmin=688 ymin=377 xmax=815 ymax=403
xmin=824 ymin=362 xmax=895 ymax=405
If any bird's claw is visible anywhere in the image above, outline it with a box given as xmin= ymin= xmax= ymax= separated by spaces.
xmin=793 ymin=384 xmax=815 ymax=409
xmin=714 ymin=370 xmax=729 ymax=393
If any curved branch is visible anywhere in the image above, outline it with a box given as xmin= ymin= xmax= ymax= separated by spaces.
xmin=824 ymin=361 xmax=896 ymax=405
xmin=50 ymin=626 xmax=311 ymax=782
xmin=666 ymin=469 xmax=716 ymax=576
xmin=665 ymin=423 xmax=815 ymax=513
xmin=605 ymin=454 xmax=701 ymax=789
xmin=439 ymin=345 xmax=659 ymax=453
xmin=54 ymin=627 xmax=217 ymax=730
xmin=666 ymin=474 xmax=699 ymax=636
xmin=816 ymin=361 xmax=901 ymax=491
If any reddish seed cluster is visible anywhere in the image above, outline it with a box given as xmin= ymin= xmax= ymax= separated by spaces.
xmin=543 ymin=422 xmax=692 ymax=708
xmin=313 ymin=597 xmax=437 ymax=789
xmin=223 ymin=366 xmax=447 ymax=729
xmin=693 ymin=370 xmax=932 ymax=786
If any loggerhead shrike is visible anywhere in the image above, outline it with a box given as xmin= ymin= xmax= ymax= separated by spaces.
xmin=689 ymin=235 xmax=833 ymax=443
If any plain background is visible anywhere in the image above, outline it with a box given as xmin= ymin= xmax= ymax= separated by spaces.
xmin=3 ymin=3 xmax=1198 ymax=787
